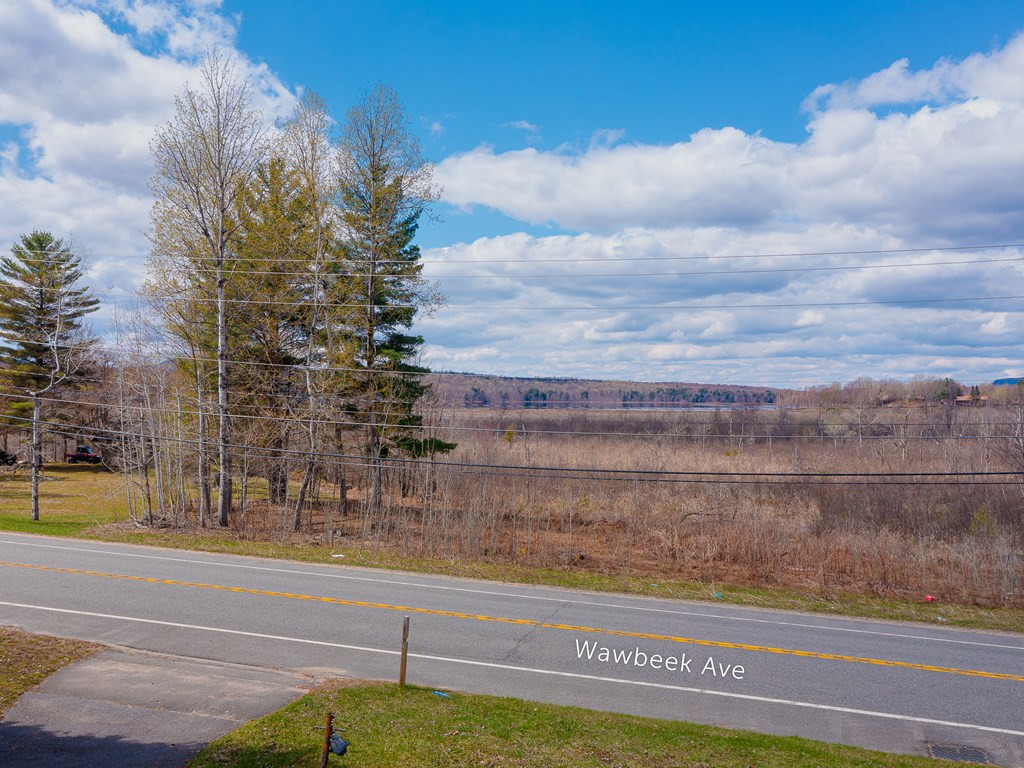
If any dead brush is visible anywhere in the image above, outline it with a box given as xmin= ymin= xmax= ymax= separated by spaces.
xmin=131 ymin=404 xmax=1023 ymax=608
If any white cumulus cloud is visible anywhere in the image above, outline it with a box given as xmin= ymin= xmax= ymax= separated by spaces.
xmin=421 ymin=34 xmax=1024 ymax=384
xmin=0 ymin=0 xmax=295 ymax=295
xmin=437 ymin=34 xmax=1024 ymax=243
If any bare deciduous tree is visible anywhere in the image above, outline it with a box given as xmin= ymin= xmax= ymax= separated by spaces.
xmin=149 ymin=49 xmax=268 ymax=527
xmin=280 ymin=91 xmax=339 ymax=530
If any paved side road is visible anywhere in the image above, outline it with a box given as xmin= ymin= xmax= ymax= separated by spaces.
xmin=0 ymin=646 xmax=312 ymax=768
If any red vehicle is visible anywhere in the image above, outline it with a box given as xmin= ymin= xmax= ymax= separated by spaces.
xmin=66 ymin=445 xmax=102 ymax=464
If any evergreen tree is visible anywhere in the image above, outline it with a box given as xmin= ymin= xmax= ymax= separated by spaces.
xmin=334 ymin=84 xmax=452 ymax=515
xmin=0 ymin=231 xmax=98 ymax=520
xmin=231 ymin=156 xmax=319 ymax=509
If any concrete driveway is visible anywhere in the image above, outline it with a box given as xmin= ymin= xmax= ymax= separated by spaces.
xmin=0 ymin=646 xmax=313 ymax=768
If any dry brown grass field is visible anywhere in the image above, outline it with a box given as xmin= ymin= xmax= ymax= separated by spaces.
xmin=200 ymin=403 xmax=1023 ymax=609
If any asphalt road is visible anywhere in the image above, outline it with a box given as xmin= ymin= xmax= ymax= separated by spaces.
xmin=1 ymin=532 xmax=1022 ymax=766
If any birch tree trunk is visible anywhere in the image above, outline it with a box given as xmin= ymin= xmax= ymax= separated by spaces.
xmin=195 ymin=359 xmax=211 ymax=527
xmin=217 ymin=258 xmax=232 ymax=526
xmin=30 ymin=395 xmax=41 ymax=522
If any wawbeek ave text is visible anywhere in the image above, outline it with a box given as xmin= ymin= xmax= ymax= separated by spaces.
xmin=574 ymin=638 xmax=746 ymax=679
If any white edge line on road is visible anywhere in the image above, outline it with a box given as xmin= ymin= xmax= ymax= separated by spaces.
xmin=1 ymin=535 xmax=1021 ymax=651
xmin=2 ymin=599 xmax=1023 ymax=739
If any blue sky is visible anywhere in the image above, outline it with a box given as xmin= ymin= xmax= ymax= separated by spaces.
xmin=1 ymin=1 xmax=1024 ymax=386
xmin=228 ymin=0 xmax=1024 ymax=247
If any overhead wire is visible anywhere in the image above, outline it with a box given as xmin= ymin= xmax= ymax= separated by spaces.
xmin=15 ymin=254 xmax=1024 ymax=279
xmin=2 ymin=391 xmax=1021 ymax=441
xmin=3 ymin=332 xmax=1023 ymax=397
xmin=10 ymin=241 xmax=1024 ymax=265
xmin=6 ymin=357 xmax=1019 ymax=413
xmin=15 ymin=288 xmax=1024 ymax=312
xmin=3 ymin=413 xmax=1019 ymax=485
xmin=5 ymin=246 xmax=1023 ymax=419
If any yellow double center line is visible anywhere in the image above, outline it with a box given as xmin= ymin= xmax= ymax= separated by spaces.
xmin=4 ymin=560 xmax=1021 ymax=682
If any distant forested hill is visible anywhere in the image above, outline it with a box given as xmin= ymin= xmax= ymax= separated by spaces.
xmin=426 ymin=373 xmax=789 ymax=409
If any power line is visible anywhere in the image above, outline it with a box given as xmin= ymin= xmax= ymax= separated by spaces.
xmin=5 ymin=413 xmax=1020 ymax=484
xmin=11 ymin=242 xmax=1024 ymax=265
xmin=448 ymin=468 xmax=1023 ymax=486
xmin=4 ymin=391 xmax=1021 ymax=441
xmin=27 ymin=289 xmax=1024 ymax=312
xmin=422 ymin=242 xmax=1024 ymax=265
xmin=1 ymin=363 xmax=1013 ymax=398
xmin=3 ymin=333 xmax=1023 ymax=399
xmin=16 ymin=255 xmax=1021 ymax=280
xmin=0 ymin=333 xmax=434 ymax=378
xmin=0 ymin=392 xmax=442 ymax=432
xmin=218 ymin=253 xmax=1024 ymax=277
xmin=11 ymin=394 xmax=1024 ymax=442
xmin=10 ymin=388 xmax=1021 ymax=431
xmin=9 ymin=363 xmax=1019 ymax=415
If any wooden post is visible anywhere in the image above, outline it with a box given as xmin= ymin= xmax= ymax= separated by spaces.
xmin=319 ymin=711 xmax=333 ymax=768
xmin=399 ymin=615 xmax=410 ymax=687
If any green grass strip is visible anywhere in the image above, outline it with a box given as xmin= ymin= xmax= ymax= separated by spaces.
xmin=190 ymin=681 xmax=949 ymax=768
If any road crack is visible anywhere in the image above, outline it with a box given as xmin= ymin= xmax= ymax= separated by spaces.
xmin=502 ymin=601 xmax=568 ymax=662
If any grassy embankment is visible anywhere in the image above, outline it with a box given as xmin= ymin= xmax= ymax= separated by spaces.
xmin=0 ymin=464 xmax=127 ymax=536
xmin=190 ymin=681 xmax=948 ymax=768
xmin=0 ymin=627 xmax=100 ymax=717
xmin=1 ymin=464 xmax=1022 ymax=633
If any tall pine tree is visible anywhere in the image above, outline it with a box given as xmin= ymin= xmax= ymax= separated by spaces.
xmin=334 ymin=84 xmax=453 ymax=516
xmin=0 ymin=231 xmax=98 ymax=520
